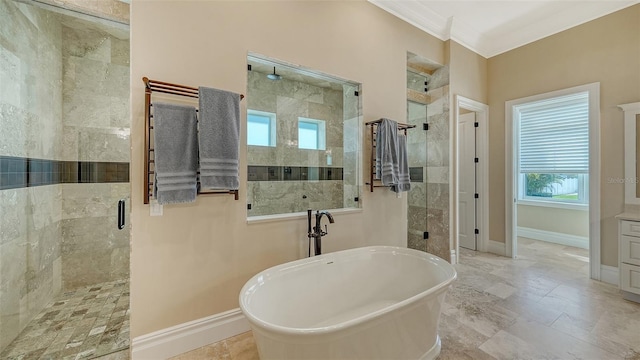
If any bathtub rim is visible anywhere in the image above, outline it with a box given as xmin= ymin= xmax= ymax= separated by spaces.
xmin=239 ymin=245 xmax=457 ymax=336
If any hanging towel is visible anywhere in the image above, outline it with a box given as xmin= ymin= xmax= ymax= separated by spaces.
xmin=198 ymin=86 xmax=240 ymax=190
xmin=153 ymin=102 xmax=198 ymax=205
xmin=375 ymin=118 xmax=399 ymax=186
xmin=391 ymin=133 xmax=411 ymax=193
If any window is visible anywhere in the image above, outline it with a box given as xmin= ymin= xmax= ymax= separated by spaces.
xmin=298 ymin=117 xmax=326 ymax=150
xmin=516 ymin=91 xmax=589 ymax=205
xmin=247 ymin=110 xmax=276 ymax=147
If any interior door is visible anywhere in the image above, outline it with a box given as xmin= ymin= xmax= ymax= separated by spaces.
xmin=458 ymin=112 xmax=477 ymax=250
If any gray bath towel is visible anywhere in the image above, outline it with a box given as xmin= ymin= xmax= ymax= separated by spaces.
xmin=153 ymin=102 xmax=198 ymax=205
xmin=198 ymin=87 xmax=240 ymax=190
xmin=375 ymin=118 xmax=399 ymax=186
xmin=391 ymin=133 xmax=411 ymax=193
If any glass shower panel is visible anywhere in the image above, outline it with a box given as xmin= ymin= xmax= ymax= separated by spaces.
xmin=0 ymin=0 xmax=130 ymax=357
xmin=407 ymin=99 xmax=428 ymax=252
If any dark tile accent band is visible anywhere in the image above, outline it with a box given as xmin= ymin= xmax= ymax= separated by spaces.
xmin=0 ymin=156 xmax=129 ymax=190
xmin=248 ymin=166 xmax=343 ymax=181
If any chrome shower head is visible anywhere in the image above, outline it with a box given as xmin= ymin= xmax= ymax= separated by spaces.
xmin=267 ymin=66 xmax=282 ymax=80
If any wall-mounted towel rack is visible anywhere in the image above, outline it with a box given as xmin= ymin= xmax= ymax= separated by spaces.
xmin=364 ymin=119 xmax=416 ymax=192
xmin=143 ymin=77 xmax=244 ymax=204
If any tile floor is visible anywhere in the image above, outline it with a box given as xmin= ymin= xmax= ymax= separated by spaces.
xmin=170 ymin=238 xmax=640 ymax=360
xmin=1 ymin=279 xmax=130 ymax=360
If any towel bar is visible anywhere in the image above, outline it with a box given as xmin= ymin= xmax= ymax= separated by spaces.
xmin=364 ymin=119 xmax=415 ymax=192
xmin=143 ymin=77 xmax=243 ymax=204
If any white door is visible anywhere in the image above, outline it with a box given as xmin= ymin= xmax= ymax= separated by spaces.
xmin=458 ymin=112 xmax=477 ymax=250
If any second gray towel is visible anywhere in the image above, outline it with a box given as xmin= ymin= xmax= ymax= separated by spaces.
xmin=153 ymin=102 xmax=198 ymax=205
xmin=198 ymin=86 xmax=240 ymax=190
xmin=391 ymin=133 xmax=411 ymax=193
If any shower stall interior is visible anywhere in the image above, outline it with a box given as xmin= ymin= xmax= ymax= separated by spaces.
xmin=0 ymin=0 xmax=130 ymax=358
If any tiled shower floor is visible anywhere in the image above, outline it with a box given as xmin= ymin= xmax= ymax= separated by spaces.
xmin=1 ymin=279 xmax=130 ymax=360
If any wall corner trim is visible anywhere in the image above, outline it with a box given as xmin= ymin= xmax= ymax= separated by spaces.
xmin=487 ymin=240 xmax=506 ymax=256
xmin=600 ymin=265 xmax=619 ymax=286
xmin=131 ymin=308 xmax=249 ymax=359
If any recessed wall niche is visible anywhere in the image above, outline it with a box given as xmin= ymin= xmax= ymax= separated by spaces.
xmin=246 ymin=54 xmax=361 ymax=217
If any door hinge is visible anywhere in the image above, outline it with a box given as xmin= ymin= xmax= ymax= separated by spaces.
xmin=354 ymin=90 xmax=359 ymax=96
xmin=474 ymin=157 xmax=479 ymax=163
xmin=474 ymin=193 xmax=479 ymax=199
xmin=475 ymin=229 xmax=479 ymax=235
xmin=423 ymin=231 xmax=429 ymax=239
xmin=247 ymin=203 xmax=252 ymax=210
xmin=423 ymin=123 xmax=429 ymax=131
xmin=247 ymin=64 xmax=252 ymax=71
xmin=354 ymin=197 xmax=359 ymax=202
xmin=474 ymin=121 xmax=479 ymax=127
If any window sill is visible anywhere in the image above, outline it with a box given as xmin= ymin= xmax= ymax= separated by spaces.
xmin=517 ymin=199 xmax=588 ymax=211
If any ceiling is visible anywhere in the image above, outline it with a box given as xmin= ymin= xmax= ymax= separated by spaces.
xmin=368 ymin=0 xmax=639 ymax=58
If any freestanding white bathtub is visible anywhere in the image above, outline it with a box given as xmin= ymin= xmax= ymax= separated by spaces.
xmin=239 ymin=246 xmax=457 ymax=360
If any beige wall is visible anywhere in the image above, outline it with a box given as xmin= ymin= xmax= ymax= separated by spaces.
xmin=517 ymin=205 xmax=589 ymax=238
xmin=488 ymin=5 xmax=640 ymax=266
xmin=449 ymin=40 xmax=488 ymax=104
xmin=130 ymin=0 xmax=445 ymax=337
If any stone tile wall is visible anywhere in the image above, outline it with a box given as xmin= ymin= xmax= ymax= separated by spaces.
xmin=0 ymin=1 xmax=64 ymax=351
xmin=59 ymin=19 xmax=130 ymax=290
xmin=247 ymin=69 xmax=359 ymax=216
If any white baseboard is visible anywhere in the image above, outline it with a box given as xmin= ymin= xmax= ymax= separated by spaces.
xmin=131 ymin=308 xmax=250 ymax=359
xmin=517 ymin=227 xmax=589 ymax=250
xmin=600 ymin=265 xmax=619 ymax=286
xmin=487 ymin=240 xmax=506 ymax=256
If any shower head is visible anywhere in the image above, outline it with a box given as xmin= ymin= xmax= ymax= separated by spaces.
xmin=267 ymin=66 xmax=282 ymax=80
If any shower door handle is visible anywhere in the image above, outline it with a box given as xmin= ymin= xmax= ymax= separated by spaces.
xmin=118 ymin=199 xmax=126 ymax=230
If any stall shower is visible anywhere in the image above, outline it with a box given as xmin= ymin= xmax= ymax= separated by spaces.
xmin=0 ymin=0 xmax=130 ymax=358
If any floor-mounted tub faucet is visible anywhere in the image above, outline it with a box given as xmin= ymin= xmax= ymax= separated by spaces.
xmin=307 ymin=210 xmax=335 ymax=256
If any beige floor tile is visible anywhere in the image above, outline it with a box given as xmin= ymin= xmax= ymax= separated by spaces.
xmin=504 ymin=317 xmax=622 ymax=359
xmin=225 ymin=332 xmax=259 ymax=360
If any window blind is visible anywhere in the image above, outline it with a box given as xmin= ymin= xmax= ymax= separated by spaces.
xmin=518 ymin=92 xmax=589 ymax=174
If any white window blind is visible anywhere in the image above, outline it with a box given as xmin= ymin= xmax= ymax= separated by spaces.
xmin=517 ymin=91 xmax=589 ymax=174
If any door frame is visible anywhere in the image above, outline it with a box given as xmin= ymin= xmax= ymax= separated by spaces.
xmin=453 ymin=95 xmax=489 ymax=263
xmin=504 ymin=82 xmax=601 ymax=280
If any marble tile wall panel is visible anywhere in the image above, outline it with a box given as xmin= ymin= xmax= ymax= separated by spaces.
xmin=247 ymin=67 xmax=356 ymax=215
xmin=0 ymin=1 xmax=63 ymax=160
xmin=61 ymin=183 xmax=129 ymax=290
xmin=0 ymin=185 xmax=63 ymax=352
xmin=408 ymin=230 xmax=426 ymax=252
xmin=61 ymin=25 xmax=130 ymax=163
xmin=343 ymin=151 xmax=358 ymax=186
xmin=247 ymin=181 xmax=343 ymax=216
xmin=408 ymin=181 xmax=426 ymax=207
xmin=428 ymin=65 xmax=449 ymax=90
xmin=342 ymin=84 xmax=359 ymax=121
